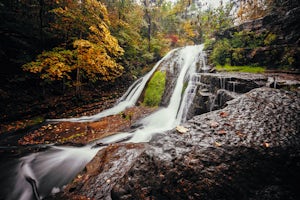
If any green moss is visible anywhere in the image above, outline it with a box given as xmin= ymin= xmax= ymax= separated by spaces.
xmin=59 ymin=133 xmax=85 ymax=143
xmin=216 ymin=65 xmax=265 ymax=73
xmin=143 ymin=70 xmax=166 ymax=107
xmin=182 ymin=81 xmax=188 ymax=96
xmin=264 ymin=32 xmax=277 ymax=46
xmin=26 ymin=116 xmax=44 ymax=127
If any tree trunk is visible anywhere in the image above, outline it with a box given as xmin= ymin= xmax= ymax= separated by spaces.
xmin=76 ymin=67 xmax=81 ymax=97
xmin=147 ymin=16 xmax=151 ymax=52
xmin=144 ymin=0 xmax=151 ymax=52
xmin=38 ymin=0 xmax=44 ymax=49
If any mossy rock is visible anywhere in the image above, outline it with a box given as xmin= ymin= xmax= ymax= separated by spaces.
xmin=143 ymin=71 xmax=166 ymax=107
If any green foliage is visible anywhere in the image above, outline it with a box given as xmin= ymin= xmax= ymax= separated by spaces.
xmin=210 ymin=30 xmax=281 ymax=68
xmin=211 ymin=39 xmax=231 ymax=66
xmin=200 ymin=2 xmax=235 ymax=42
xmin=215 ymin=65 xmax=265 ymax=73
xmin=281 ymin=47 xmax=297 ymax=67
xmin=231 ymin=48 xmax=246 ymax=65
xmin=231 ymin=31 xmax=266 ymax=48
xmin=204 ymin=39 xmax=216 ymax=51
xmin=143 ymin=71 xmax=166 ymax=107
xmin=264 ymin=32 xmax=277 ymax=46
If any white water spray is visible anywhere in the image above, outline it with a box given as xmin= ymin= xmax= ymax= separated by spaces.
xmin=8 ymin=146 xmax=100 ymax=200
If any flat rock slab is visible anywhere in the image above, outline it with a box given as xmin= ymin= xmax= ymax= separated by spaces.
xmin=48 ymin=87 xmax=300 ymax=200
xmin=112 ymin=87 xmax=300 ymax=200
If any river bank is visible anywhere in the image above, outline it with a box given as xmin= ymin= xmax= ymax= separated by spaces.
xmin=1 ymin=71 xmax=299 ymax=147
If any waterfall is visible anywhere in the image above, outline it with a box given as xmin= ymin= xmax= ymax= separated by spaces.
xmin=93 ymin=45 xmax=207 ymax=143
xmin=47 ymin=48 xmax=178 ymax=123
xmin=1 ymin=45 xmax=209 ymax=200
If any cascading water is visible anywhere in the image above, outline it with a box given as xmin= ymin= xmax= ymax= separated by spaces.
xmin=0 ymin=45 xmax=209 ymax=200
xmin=5 ymin=146 xmax=99 ymax=200
xmin=47 ymin=48 xmax=178 ymax=123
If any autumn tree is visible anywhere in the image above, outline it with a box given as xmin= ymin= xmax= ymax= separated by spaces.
xmin=23 ymin=0 xmax=124 ymax=96
xmin=100 ymin=0 xmax=147 ymax=74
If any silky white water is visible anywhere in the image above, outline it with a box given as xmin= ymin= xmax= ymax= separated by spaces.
xmin=3 ymin=45 xmax=208 ymax=200
xmin=47 ymin=48 xmax=178 ymax=123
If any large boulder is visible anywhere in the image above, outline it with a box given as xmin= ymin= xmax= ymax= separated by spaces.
xmin=112 ymin=88 xmax=300 ymax=200
xmin=47 ymin=87 xmax=300 ymax=200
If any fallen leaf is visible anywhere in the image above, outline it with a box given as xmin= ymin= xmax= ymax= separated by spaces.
xmin=215 ymin=142 xmax=222 ymax=147
xmin=263 ymin=142 xmax=270 ymax=148
xmin=224 ymin=123 xmax=231 ymax=126
xmin=235 ymin=131 xmax=245 ymax=137
xmin=209 ymin=121 xmax=219 ymax=128
xmin=217 ymin=129 xmax=226 ymax=135
xmin=176 ymin=126 xmax=189 ymax=134
xmin=220 ymin=111 xmax=229 ymax=118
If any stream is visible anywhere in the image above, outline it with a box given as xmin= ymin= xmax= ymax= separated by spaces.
xmin=0 ymin=45 xmax=209 ymax=200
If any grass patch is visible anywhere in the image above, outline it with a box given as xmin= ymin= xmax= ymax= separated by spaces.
xmin=216 ymin=65 xmax=266 ymax=73
xmin=143 ymin=70 xmax=166 ymax=107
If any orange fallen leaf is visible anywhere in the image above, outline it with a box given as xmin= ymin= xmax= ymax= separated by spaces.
xmin=217 ymin=129 xmax=226 ymax=135
xmin=220 ymin=111 xmax=229 ymax=118
xmin=235 ymin=131 xmax=245 ymax=137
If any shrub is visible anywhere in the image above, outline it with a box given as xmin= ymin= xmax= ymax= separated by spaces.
xmin=264 ymin=32 xmax=277 ymax=46
xmin=211 ymin=39 xmax=231 ymax=66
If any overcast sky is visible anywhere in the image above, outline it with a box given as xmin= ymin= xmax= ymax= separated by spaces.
xmin=202 ymin=0 xmax=229 ymax=8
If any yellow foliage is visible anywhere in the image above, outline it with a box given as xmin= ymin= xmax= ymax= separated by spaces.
xmin=23 ymin=49 xmax=73 ymax=81
xmin=74 ymin=39 xmax=124 ymax=81
xmin=183 ymin=21 xmax=196 ymax=38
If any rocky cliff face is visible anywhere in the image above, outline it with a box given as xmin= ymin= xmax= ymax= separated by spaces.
xmin=183 ymin=73 xmax=267 ymax=121
xmin=215 ymin=0 xmax=300 ymax=69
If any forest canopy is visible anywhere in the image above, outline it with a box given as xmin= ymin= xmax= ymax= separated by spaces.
xmin=0 ymin=0 xmax=293 ymax=96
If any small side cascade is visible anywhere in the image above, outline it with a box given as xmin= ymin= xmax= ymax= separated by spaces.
xmin=178 ymin=47 xmax=212 ymax=123
xmin=219 ymin=76 xmax=227 ymax=90
xmin=180 ymin=74 xmax=201 ymax=123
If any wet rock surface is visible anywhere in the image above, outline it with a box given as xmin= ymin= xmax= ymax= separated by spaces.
xmin=46 ymin=143 xmax=146 ymax=200
xmin=111 ymin=87 xmax=300 ymax=200
xmin=50 ymin=87 xmax=300 ymax=200
xmin=184 ymin=72 xmax=300 ymax=121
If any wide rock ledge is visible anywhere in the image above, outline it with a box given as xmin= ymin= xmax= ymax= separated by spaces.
xmin=49 ymin=87 xmax=300 ymax=200
xmin=112 ymin=87 xmax=300 ymax=200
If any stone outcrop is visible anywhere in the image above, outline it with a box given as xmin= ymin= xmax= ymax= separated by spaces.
xmin=183 ymin=72 xmax=275 ymax=121
xmin=48 ymin=87 xmax=300 ymax=200
xmin=112 ymin=88 xmax=300 ymax=200
xmin=46 ymin=143 xmax=146 ymax=200
xmin=215 ymin=0 xmax=300 ymax=69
